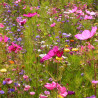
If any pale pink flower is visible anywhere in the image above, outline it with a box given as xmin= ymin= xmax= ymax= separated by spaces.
xmin=92 ymin=80 xmax=98 ymax=84
xmin=69 ymin=6 xmax=77 ymax=13
xmin=50 ymin=23 xmax=56 ymax=27
xmin=30 ymin=92 xmax=35 ymax=95
xmin=15 ymin=0 xmax=21 ymax=3
xmin=39 ymin=94 xmax=48 ymax=98
xmin=80 ymin=42 xmax=95 ymax=53
xmin=5 ymin=78 xmax=13 ymax=84
xmin=75 ymin=26 xmax=97 ymax=40
xmin=85 ymin=10 xmax=96 ymax=16
xmin=30 ymin=7 xmax=33 ymax=10
xmin=23 ymin=6 xmax=26 ymax=9
xmin=84 ymin=15 xmax=93 ymax=20
xmin=48 ymin=8 xmax=57 ymax=15
xmin=24 ymin=85 xmax=31 ymax=91
xmin=0 ymin=23 xmax=4 ymax=28
xmin=23 ymin=75 xmax=28 ymax=79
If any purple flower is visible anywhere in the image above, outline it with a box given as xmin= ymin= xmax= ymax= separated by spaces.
xmin=17 ymin=29 xmax=21 ymax=32
xmin=0 ymin=90 xmax=5 ymax=94
xmin=17 ymin=38 xmax=22 ymax=41
xmin=66 ymin=20 xmax=69 ymax=22
xmin=68 ymin=91 xmax=75 ymax=95
xmin=7 ymin=10 xmax=11 ymax=13
xmin=44 ymin=91 xmax=50 ymax=95
xmin=65 ymin=40 xmax=69 ymax=42
xmin=62 ymin=33 xmax=67 ymax=36
xmin=36 ymin=35 xmax=40 ymax=38
xmin=13 ymin=24 xmax=16 ymax=26
xmin=86 ymin=95 xmax=96 ymax=98
xmin=9 ymin=88 xmax=15 ymax=92
xmin=48 ymin=78 xmax=53 ymax=81
xmin=14 ymin=83 xmax=18 ymax=86
xmin=3 ymin=81 xmax=6 ymax=85
xmin=81 ymin=73 xmax=84 ymax=76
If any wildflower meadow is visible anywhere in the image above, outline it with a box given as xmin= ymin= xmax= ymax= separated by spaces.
xmin=0 ymin=0 xmax=98 ymax=98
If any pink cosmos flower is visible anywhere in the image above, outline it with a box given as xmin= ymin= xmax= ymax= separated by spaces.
xmin=23 ymin=6 xmax=26 ymax=9
xmin=0 ymin=35 xmax=8 ymax=42
xmin=58 ymin=86 xmax=68 ymax=97
xmin=30 ymin=92 xmax=35 ymax=95
xmin=0 ymin=36 xmax=3 ymax=42
xmin=75 ymin=26 xmax=97 ymax=40
xmin=0 ymin=23 xmax=4 ymax=28
xmin=24 ymin=85 xmax=31 ymax=91
xmin=40 ymin=46 xmax=64 ymax=63
xmin=69 ymin=6 xmax=77 ymax=13
xmin=84 ymin=15 xmax=93 ymax=20
xmin=15 ymin=0 xmax=21 ymax=3
xmin=87 ymin=42 xmax=95 ymax=49
xmin=56 ymin=50 xmax=63 ymax=57
xmin=23 ymin=75 xmax=28 ymax=79
xmin=44 ymin=81 xmax=56 ymax=90
xmin=76 ymin=10 xmax=82 ymax=14
xmin=92 ymin=80 xmax=98 ymax=84
xmin=4 ymin=35 xmax=8 ymax=42
xmin=80 ymin=42 xmax=95 ymax=54
xmin=8 ymin=42 xmax=22 ymax=53
xmin=85 ymin=10 xmax=96 ymax=16
xmin=4 ymin=78 xmax=13 ymax=84
xmin=50 ymin=23 xmax=56 ymax=27
xmin=15 ymin=87 xmax=17 ymax=91
xmin=16 ymin=17 xmax=27 ymax=25
xmin=48 ymin=8 xmax=57 ymax=15
xmin=40 ymin=46 xmax=58 ymax=63
xmin=23 ymin=13 xmax=37 ymax=17
xmin=39 ymin=94 xmax=48 ymax=98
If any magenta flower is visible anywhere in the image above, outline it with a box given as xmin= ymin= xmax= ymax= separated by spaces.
xmin=56 ymin=50 xmax=63 ymax=57
xmin=0 ymin=35 xmax=8 ymax=42
xmin=58 ymin=86 xmax=68 ymax=97
xmin=24 ymin=85 xmax=31 ymax=91
xmin=23 ymin=13 xmax=37 ymax=17
xmin=4 ymin=35 xmax=8 ymax=42
xmin=68 ymin=91 xmax=75 ymax=95
xmin=0 ymin=23 xmax=4 ymax=28
xmin=75 ymin=26 xmax=97 ymax=40
xmin=50 ymin=23 xmax=56 ymax=27
xmin=0 ymin=36 xmax=3 ymax=42
xmin=40 ymin=46 xmax=58 ymax=63
xmin=16 ymin=18 xmax=27 ymax=25
xmin=8 ymin=42 xmax=22 ymax=53
xmin=44 ymin=81 xmax=56 ymax=90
